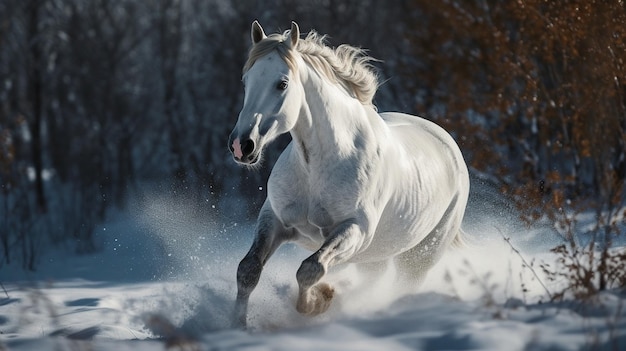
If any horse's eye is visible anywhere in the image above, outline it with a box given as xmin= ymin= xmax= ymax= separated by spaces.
xmin=277 ymin=80 xmax=288 ymax=91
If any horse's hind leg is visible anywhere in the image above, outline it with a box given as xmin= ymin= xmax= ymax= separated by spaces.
xmin=394 ymin=236 xmax=440 ymax=290
xmin=395 ymin=194 xmax=465 ymax=290
xmin=295 ymin=221 xmax=365 ymax=315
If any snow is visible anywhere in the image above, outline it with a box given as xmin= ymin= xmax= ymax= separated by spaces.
xmin=1 ymin=188 xmax=625 ymax=350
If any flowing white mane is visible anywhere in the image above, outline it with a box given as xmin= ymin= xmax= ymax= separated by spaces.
xmin=244 ymin=29 xmax=379 ymax=107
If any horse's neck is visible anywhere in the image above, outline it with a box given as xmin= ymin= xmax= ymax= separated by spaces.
xmin=291 ymin=69 xmax=372 ymax=165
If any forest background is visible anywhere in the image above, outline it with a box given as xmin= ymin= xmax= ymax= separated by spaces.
xmin=0 ymin=0 xmax=624 ymax=295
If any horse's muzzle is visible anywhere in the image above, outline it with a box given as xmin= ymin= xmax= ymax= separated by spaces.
xmin=229 ymin=136 xmax=259 ymax=164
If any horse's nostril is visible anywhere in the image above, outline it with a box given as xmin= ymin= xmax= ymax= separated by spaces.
xmin=242 ymin=139 xmax=255 ymax=156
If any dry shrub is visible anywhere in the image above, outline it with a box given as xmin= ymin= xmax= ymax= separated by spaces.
xmin=544 ymin=243 xmax=626 ymax=301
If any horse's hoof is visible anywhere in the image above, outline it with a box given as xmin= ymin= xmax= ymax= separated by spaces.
xmin=232 ymin=314 xmax=247 ymax=330
xmin=296 ymin=283 xmax=335 ymax=315
xmin=232 ymin=303 xmax=248 ymax=330
xmin=232 ymin=318 xmax=247 ymax=330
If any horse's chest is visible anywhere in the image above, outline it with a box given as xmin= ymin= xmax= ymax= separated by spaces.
xmin=274 ymin=193 xmax=337 ymax=231
xmin=269 ymin=173 xmax=351 ymax=235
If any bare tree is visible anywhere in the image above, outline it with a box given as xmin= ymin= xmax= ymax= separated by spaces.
xmin=25 ymin=0 xmax=47 ymax=213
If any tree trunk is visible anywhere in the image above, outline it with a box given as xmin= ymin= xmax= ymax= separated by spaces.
xmin=28 ymin=0 xmax=47 ymax=213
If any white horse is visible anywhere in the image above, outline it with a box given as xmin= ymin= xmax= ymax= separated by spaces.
xmin=228 ymin=21 xmax=469 ymax=328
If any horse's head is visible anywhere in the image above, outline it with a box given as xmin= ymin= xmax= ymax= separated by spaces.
xmin=228 ymin=21 xmax=303 ymax=165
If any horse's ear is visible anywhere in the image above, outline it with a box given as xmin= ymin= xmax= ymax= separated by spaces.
xmin=251 ymin=20 xmax=266 ymax=44
xmin=287 ymin=21 xmax=300 ymax=49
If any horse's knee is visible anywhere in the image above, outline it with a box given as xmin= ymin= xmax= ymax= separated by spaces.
xmin=296 ymin=257 xmax=326 ymax=289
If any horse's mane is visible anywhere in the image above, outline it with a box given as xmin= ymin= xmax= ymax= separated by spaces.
xmin=244 ymin=30 xmax=379 ymax=108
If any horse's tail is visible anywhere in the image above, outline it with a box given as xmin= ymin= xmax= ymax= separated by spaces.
xmin=451 ymin=228 xmax=468 ymax=249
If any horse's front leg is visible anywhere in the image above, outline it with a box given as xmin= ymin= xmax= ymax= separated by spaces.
xmin=234 ymin=203 xmax=288 ymax=328
xmin=296 ymin=220 xmax=366 ymax=315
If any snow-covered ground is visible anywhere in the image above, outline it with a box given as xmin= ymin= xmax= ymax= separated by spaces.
xmin=2 ymin=186 xmax=625 ymax=350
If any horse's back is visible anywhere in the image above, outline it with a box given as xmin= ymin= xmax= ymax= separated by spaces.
xmin=380 ymin=112 xmax=468 ymax=184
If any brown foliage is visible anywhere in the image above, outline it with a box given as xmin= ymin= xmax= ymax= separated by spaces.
xmin=403 ymin=0 xmax=626 ymax=217
xmin=402 ymin=1 xmax=626 ymax=297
